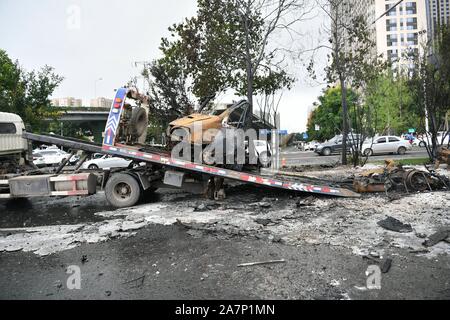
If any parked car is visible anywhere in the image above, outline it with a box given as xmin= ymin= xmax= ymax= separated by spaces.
xmin=81 ymin=155 xmax=133 ymax=170
xmin=315 ymin=135 xmax=362 ymax=156
xmin=362 ymin=136 xmax=412 ymax=156
xmin=253 ymin=140 xmax=272 ymax=168
xmin=32 ymin=149 xmax=79 ymax=167
xmin=304 ymin=141 xmax=320 ymax=151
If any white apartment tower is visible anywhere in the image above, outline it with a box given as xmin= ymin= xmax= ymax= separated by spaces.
xmin=375 ymin=0 xmax=428 ymax=70
xmin=336 ymin=0 xmax=429 ymax=70
xmin=426 ymin=0 xmax=450 ymax=38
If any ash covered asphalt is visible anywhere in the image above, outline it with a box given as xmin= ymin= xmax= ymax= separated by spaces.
xmin=0 ymin=166 xmax=449 ymax=300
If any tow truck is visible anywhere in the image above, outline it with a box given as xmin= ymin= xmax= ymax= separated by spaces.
xmin=0 ymin=87 xmax=359 ymax=208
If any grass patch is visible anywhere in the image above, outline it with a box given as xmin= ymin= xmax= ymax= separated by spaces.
xmin=368 ymin=157 xmax=431 ymax=166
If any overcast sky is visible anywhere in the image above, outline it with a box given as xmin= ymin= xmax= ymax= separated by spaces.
xmin=0 ymin=0 xmax=327 ymax=133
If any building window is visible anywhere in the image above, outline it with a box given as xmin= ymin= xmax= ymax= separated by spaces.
xmin=386 ymin=19 xmax=397 ymax=31
xmin=387 ymin=34 xmax=398 ymax=46
xmin=386 ymin=4 xmax=397 ymax=16
xmin=406 ymin=2 xmax=417 ymax=14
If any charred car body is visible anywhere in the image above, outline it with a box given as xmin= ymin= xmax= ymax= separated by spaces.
xmin=167 ymin=101 xmax=273 ymax=169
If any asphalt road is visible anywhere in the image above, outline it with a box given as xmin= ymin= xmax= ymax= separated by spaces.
xmin=1 ymin=223 xmax=449 ymax=300
xmin=280 ymin=148 xmax=429 ymax=166
xmin=0 ymin=185 xmax=449 ymax=300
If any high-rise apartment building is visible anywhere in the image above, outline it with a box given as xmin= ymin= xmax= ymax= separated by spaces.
xmin=335 ymin=0 xmax=429 ymax=70
xmin=375 ymin=0 xmax=428 ymax=69
xmin=426 ymin=0 xmax=450 ymax=38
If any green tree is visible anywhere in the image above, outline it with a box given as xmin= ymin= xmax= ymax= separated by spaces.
xmin=145 ymin=59 xmax=195 ymax=134
xmin=364 ymin=72 xmax=419 ymax=136
xmin=0 ymin=49 xmax=64 ymax=132
xmin=306 ymin=87 xmax=359 ymax=142
xmin=309 ymin=1 xmax=388 ymax=165
xmin=146 ymin=0 xmax=310 ymax=126
xmin=408 ymin=25 xmax=450 ymax=160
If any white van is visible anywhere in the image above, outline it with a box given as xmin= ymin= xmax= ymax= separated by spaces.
xmin=0 ymin=112 xmax=29 ymax=166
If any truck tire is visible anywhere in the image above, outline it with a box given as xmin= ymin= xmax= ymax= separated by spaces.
xmin=130 ymin=107 xmax=148 ymax=138
xmin=105 ymin=173 xmax=141 ymax=208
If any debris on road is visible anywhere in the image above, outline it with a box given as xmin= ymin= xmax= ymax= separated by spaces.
xmin=377 ymin=216 xmax=413 ymax=233
xmin=380 ymin=258 xmax=393 ymax=274
xmin=237 ymin=259 xmax=286 ymax=267
xmin=423 ymin=229 xmax=450 ymax=247
xmin=436 ymin=147 xmax=450 ymax=167
xmin=123 ymin=275 xmax=146 ymax=288
xmin=353 ymin=159 xmax=450 ymax=194
xmin=409 ymin=249 xmax=430 ymax=254
xmin=296 ymin=196 xmax=316 ymax=207
xmin=363 ymin=255 xmax=379 ymax=263
xmin=254 ymin=218 xmax=273 ymax=226
xmin=257 ymin=202 xmax=272 ymax=209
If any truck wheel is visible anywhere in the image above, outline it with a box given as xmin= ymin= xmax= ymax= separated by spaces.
xmin=105 ymin=173 xmax=141 ymax=208
xmin=130 ymin=107 xmax=148 ymax=138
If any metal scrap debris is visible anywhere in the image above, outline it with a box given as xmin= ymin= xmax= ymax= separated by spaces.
xmin=296 ymin=196 xmax=316 ymax=207
xmin=436 ymin=147 xmax=450 ymax=167
xmin=123 ymin=275 xmax=146 ymax=288
xmin=353 ymin=159 xmax=450 ymax=193
xmin=237 ymin=259 xmax=286 ymax=267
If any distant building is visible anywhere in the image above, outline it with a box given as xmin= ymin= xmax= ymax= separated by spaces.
xmin=51 ymin=99 xmax=60 ymax=107
xmin=90 ymin=97 xmax=113 ymax=108
xmin=51 ymin=97 xmax=83 ymax=107
xmin=426 ymin=0 xmax=450 ymax=39
xmin=335 ymin=0 xmax=429 ymax=71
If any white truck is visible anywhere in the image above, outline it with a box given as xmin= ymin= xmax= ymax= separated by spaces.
xmin=0 ymin=112 xmax=96 ymax=200
xmin=0 ymin=112 xmax=30 ymax=173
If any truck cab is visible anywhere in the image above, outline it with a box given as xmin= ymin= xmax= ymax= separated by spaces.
xmin=0 ymin=112 xmax=29 ymax=172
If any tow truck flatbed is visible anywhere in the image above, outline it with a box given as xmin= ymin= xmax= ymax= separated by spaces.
xmin=22 ymin=132 xmax=360 ymax=199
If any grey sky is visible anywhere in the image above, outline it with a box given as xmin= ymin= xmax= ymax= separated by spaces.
xmin=0 ymin=0 xmax=327 ymax=132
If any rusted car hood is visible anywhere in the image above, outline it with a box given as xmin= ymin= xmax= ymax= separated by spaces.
xmin=169 ymin=114 xmax=220 ymax=128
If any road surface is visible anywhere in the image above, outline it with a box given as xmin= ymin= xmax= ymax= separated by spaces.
xmin=280 ymin=148 xmax=429 ymax=166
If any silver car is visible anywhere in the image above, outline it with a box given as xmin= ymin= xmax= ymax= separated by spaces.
xmin=362 ymin=136 xmax=412 ymax=156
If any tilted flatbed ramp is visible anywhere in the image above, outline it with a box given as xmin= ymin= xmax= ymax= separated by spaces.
xmin=23 ymin=132 xmax=360 ymax=198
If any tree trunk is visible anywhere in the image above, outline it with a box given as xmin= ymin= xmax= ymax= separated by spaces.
xmin=340 ymin=76 xmax=348 ymax=165
xmin=244 ymin=14 xmax=253 ymax=128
